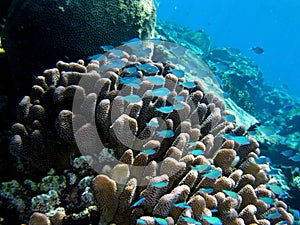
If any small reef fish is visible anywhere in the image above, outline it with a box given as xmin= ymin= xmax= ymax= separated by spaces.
xmin=203 ymin=169 xmax=221 ymax=179
xmin=173 ymin=95 xmax=185 ymax=101
xmin=121 ymin=94 xmax=141 ymax=103
xmin=123 ymin=67 xmax=137 ymax=73
xmin=266 ymin=169 xmax=280 ymax=175
xmin=281 ymin=149 xmax=295 ymax=157
xmin=188 ymin=149 xmax=204 ymax=156
xmin=289 ymin=153 xmax=300 ymax=162
xmin=173 ymin=103 xmax=185 ymax=110
xmin=141 ymin=149 xmax=156 ymax=155
xmin=122 ymin=37 xmax=142 ymax=44
xmin=191 ymin=164 xmax=212 ymax=173
xmin=109 ymin=49 xmax=125 ymax=57
xmin=156 ymin=130 xmax=174 ymax=138
xmin=223 ymin=114 xmax=236 ymax=122
xmin=119 ymin=77 xmax=141 ymax=89
xmin=170 ymin=68 xmax=185 ymax=78
xmin=223 ymin=134 xmax=250 ymax=145
xmin=151 ymin=181 xmax=168 ymax=188
xmin=149 ymin=87 xmax=171 ymax=97
xmin=246 ymin=122 xmax=261 ymax=135
xmin=180 ymin=216 xmax=202 ymax=225
xmin=198 ymin=188 xmax=214 ymax=194
xmin=202 ymin=215 xmax=222 ymax=225
xmin=275 ymin=220 xmax=290 ymax=225
xmin=144 ymin=76 xmax=165 ymax=85
xmin=279 ymin=104 xmax=293 ymax=113
xmin=174 ymin=202 xmax=191 ymax=209
xmin=264 ymin=211 xmax=282 ymax=219
xmin=187 ymin=141 xmax=197 ymax=146
xmin=250 ymin=46 xmax=264 ymax=54
xmin=146 ymin=121 xmax=160 ymax=127
xmin=223 ymin=190 xmax=239 ymax=199
xmin=254 ymin=156 xmax=271 ymax=164
xmin=100 ymin=45 xmax=114 ymax=51
xmin=266 ymin=184 xmax=285 ymax=196
xmin=137 ymin=219 xmax=147 ymax=225
xmin=259 ymin=196 xmax=274 ymax=205
xmin=179 ymin=81 xmax=196 ymax=89
xmin=137 ymin=64 xmax=159 ymax=73
xmin=154 ymin=217 xmax=168 ymax=225
xmin=155 ymin=106 xmax=174 ymax=113
xmin=88 ymin=53 xmax=106 ymax=61
xmin=131 ymin=197 xmax=146 ymax=208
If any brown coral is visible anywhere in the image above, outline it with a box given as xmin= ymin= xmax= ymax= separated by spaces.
xmin=9 ymin=40 xmax=294 ymax=225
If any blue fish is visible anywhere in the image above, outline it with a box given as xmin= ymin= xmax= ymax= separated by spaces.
xmin=188 ymin=149 xmax=204 ymax=156
xmin=156 ymin=130 xmax=174 ymax=138
xmin=121 ymin=94 xmax=141 ymax=103
xmin=179 ymin=81 xmax=196 ymax=89
xmin=223 ymin=114 xmax=236 ymax=122
xmin=137 ymin=219 xmax=147 ymax=225
xmin=109 ymin=49 xmax=125 ymax=57
xmin=155 ymin=106 xmax=174 ymax=113
xmin=170 ymin=69 xmax=185 ymax=78
xmin=203 ymin=170 xmax=221 ymax=179
xmin=173 ymin=95 xmax=185 ymax=101
xmin=151 ymin=181 xmax=168 ymax=188
xmin=149 ymin=88 xmax=171 ymax=97
xmin=266 ymin=169 xmax=280 ymax=175
xmin=88 ymin=53 xmax=106 ymax=61
xmin=191 ymin=164 xmax=212 ymax=173
xmin=266 ymin=184 xmax=285 ymax=196
xmin=100 ymin=45 xmax=114 ymax=51
xmin=275 ymin=220 xmax=289 ymax=225
xmin=123 ymin=67 xmax=137 ymax=73
xmin=264 ymin=211 xmax=282 ymax=219
xmin=119 ymin=77 xmax=141 ymax=89
xmin=259 ymin=196 xmax=274 ymax=205
xmin=122 ymin=37 xmax=142 ymax=44
xmin=154 ymin=217 xmax=168 ymax=225
xmin=187 ymin=142 xmax=197 ymax=146
xmin=131 ymin=197 xmax=146 ymax=208
xmin=223 ymin=190 xmax=239 ymax=199
xmin=144 ymin=76 xmax=165 ymax=85
xmin=279 ymin=104 xmax=293 ymax=113
xmin=137 ymin=64 xmax=159 ymax=74
xmin=173 ymin=103 xmax=185 ymax=110
xmin=180 ymin=216 xmax=202 ymax=225
xmin=223 ymin=134 xmax=250 ymax=145
xmin=254 ymin=156 xmax=271 ymax=164
xmin=281 ymin=150 xmax=295 ymax=157
xmin=198 ymin=188 xmax=214 ymax=194
xmin=146 ymin=121 xmax=159 ymax=127
xmin=211 ymin=209 xmax=218 ymax=213
xmin=142 ymin=149 xmax=156 ymax=155
xmin=289 ymin=153 xmax=300 ymax=162
xmin=174 ymin=202 xmax=191 ymax=209
xmin=201 ymin=215 xmax=222 ymax=225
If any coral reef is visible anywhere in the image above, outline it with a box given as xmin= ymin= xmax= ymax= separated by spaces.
xmin=1 ymin=0 xmax=156 ymax=96
xmin=3 ymin=40 xmax=294 ymax=224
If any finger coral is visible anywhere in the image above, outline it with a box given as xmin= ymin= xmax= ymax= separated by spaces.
xmin=8 ymin=40 xmax=294 ymax=224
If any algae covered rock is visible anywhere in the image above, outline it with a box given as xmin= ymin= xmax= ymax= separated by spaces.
xmin=1 ymin=0 xmax=156 ymax=95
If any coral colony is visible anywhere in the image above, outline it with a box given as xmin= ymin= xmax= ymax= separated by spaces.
xmin=5 ymin=39 xmax=294 ymax=224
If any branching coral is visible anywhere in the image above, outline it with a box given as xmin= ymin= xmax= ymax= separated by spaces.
xmin=8 ymin=40 xmax=294 ymax=224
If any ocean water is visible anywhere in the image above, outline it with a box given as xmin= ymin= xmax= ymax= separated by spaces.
xmin=157 ymin=0 xmax=300 ymax=97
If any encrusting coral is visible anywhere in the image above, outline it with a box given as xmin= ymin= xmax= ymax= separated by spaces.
xmin=7 ymin=40 xmax=294 ymax=224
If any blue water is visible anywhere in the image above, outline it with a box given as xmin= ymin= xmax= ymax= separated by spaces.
xmin=157 ymin=0 xmax=300 ymax=97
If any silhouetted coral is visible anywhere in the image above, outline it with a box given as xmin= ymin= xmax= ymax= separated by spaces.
xmin=2 ymin=0 xmax=156 ymax=96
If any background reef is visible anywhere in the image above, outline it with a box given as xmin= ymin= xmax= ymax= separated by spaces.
xmin=0 ymin=1 xmax=299 ymax=225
